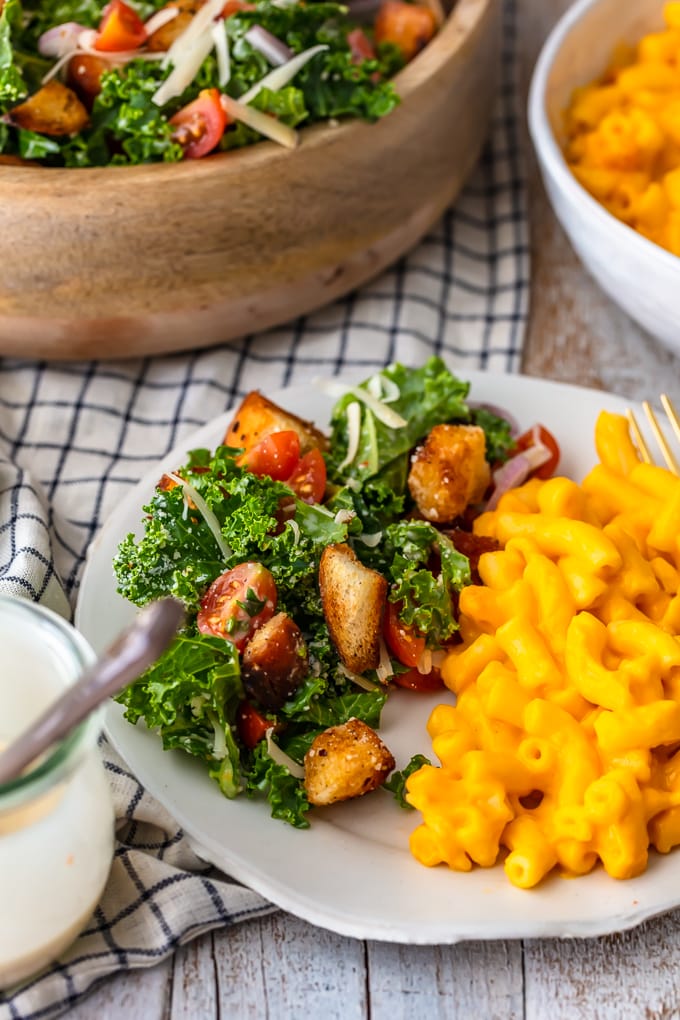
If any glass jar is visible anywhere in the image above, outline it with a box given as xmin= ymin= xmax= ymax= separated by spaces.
xmin=0 ymin=595 xmax=115 ymax=989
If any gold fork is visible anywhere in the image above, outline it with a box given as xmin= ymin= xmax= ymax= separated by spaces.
xmin=626 ymin=394 xmax=680 ymax=476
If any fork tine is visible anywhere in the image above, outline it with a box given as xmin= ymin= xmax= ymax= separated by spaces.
xmin=626 ymin=408 xmax=653 ymax=465
xmin=661 ymin=394 xmax=680 ymax=447
xmin=643 ymin=398 xmax=680 ymax=476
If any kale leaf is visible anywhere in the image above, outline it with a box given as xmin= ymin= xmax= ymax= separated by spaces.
xmin=470 ymin=406 xmax=515 ymax=465
xmin=0 ymin=0 xmax=27 ymax=111
xmin=365 ymin=520 xmax=471 ymax=646
xmin=384 ymin=753 xmax=431 ymax=809
xmin=116 ymin=632 xmax=243 ymax=798
xmin=246 ymin=744 xmax=311 ymax=828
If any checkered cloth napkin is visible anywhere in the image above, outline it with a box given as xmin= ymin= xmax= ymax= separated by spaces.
xmin=0 ymin=3 xmax=528 ymax=1016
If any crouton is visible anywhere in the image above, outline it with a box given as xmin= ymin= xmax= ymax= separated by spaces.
xmin=223 ymin=392 xmax=328 ymax=457
xmin=319 ymin=544 xmax=388 ymax=674
xmin=408 ymin=424 xmax=490 ymax=523
xmin=146 ymin=0 xmax=203 ymax=51
xmin=304 ymin=718 xmax=395 ymax=806
xmin=241 ymin=612 xmax=308 ymax=711
xmin=10 ymin=81 xmax=89 ymax=137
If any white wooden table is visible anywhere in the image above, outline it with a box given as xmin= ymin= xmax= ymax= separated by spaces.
xmin=73 ymin=2 xmax=680 ymax=1016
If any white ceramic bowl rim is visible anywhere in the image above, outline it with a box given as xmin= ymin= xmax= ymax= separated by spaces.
xmin=527 ymin=0 xmax=680 ymax=275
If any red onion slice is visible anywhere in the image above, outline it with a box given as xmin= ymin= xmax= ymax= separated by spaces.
xmin=245 ymin=25 xmax=293 ymax=66
xmin=485 ymin=453 xmax=533 ymax=512
xmin=76 ymin=28 xmax=99 ymax=50
xmin=144 ymin=6 xmax=180 ymax=36
xmin=38 ymin=22 xmax=87 ymax=58
xmin=485 ymin=441 xmax=552 ymax=511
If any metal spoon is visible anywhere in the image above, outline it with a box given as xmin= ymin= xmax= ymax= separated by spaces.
xmin=0 ymin=598 xmax=185 ymax=786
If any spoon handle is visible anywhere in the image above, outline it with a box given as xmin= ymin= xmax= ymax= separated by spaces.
xmin=0 ymin=598 xmax=185 ymax=787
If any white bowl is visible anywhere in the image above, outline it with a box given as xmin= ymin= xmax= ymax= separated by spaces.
xmin=528 ymin=0 xmax=680 ymax=357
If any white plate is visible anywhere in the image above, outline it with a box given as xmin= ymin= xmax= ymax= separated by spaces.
xmin=75 ymin=369 xmax=679 ymax=944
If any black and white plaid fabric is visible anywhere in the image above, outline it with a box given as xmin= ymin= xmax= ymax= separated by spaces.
xmin=0 ymin=2 xmax=528 ymax=1015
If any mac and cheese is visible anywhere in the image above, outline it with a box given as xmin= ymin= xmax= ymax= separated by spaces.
xmin=406 ymin=411 xmax=680 ymax=888
xmin=565 ymin=2 xmax=680 ymax=255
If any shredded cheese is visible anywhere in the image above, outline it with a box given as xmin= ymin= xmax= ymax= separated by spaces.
xmin=333 ymin=508 xmax=355 ymax=525
xmin=239 ymin=43 xmax=328 ymax=104
xmin=316 ymin=378 xmax=407 ymax=429
xmin=416 ymin=648 xmax=432 ymax=675
xmin=286 ymin=518 xmax=301 ymax=545
xmin=153 ymin=29 xmax=216 ymax=105
xmin=208 ymin=709 xmax=228 ymax=759
xmin=150 ymin=0 xmax=228 ymax=103
xmin=364 ymin=404 xmax=379 ymax=474
xmin=265 ymin=728 xmax=305 ymax=778
xmin=166 ymin=472 xmax=232 ymax=561
xmin=355 ymin=530 xmax=383 ymax=548
xmin=212 ymin=21 xmax=231 ymax=87
xmin=163 ymin=0 xmax=224 ymax=69
xmin=337 ymin=665 xmax=381 ymax=692
xmin=376 ymin=636 xmax=395 ymax=683
xmin=366 ymin=372 xmax=400 ymax=404
xmin=336 ymin=400 xmax=361 ymax=470
xmin=219 ymin=92 xmax=298 ymax=148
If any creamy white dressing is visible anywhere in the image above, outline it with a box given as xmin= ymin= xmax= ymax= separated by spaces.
xmin=0 ymin=598 xmax=115 ymax=989
xmin=0 ymin=621 xmax=74 ymax=746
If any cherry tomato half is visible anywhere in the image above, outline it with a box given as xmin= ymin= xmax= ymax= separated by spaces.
xmin=513 ymin=424 xmax=561 ymax=480
xmin=95 ymin=0 xmax=147 ymax=51
xmin=236 ymin=700 xmax=271 ymax=749
xmin=285 ymin=448 xmax=327 ymax=504
xmin=392 ymin=666 xmax=444 ymax=692
xmin=241 ymin=430 xmax=301 ymax=481
xmin=197 ymin=562 xmax=277 ymax=650
xmin=169 ymin=88 xmax=228 ymax=159
xmin=374 ymin=0 xmax=437 ymax=62
xmin=382 ymin=599 xmax=426 ymax=668
xmin=221 ymin=0 xmax=256 ymax=14
xmin=347 ymin=27 xmax=376 ymax=62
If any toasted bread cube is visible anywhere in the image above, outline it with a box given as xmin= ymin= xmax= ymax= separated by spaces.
xmin=10 ymin=81 xmax=88 ymax=136
xmin=241 ymin=612 xmax=308 ymax=711
xmin=304 ymin=718 xmax=395 ymax=806
xmin=319 ymin=543 xmax=388 ymax=674
xmin=408 ymin=424 xmax=490 ymax=523
xmin=223 ymin=392 xmax=328 ymax=457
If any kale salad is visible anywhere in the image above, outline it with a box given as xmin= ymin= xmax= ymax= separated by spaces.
xmin=0 ymin=0 xmax=438 ymax=165
xmin=112 ymin=358 xmax=522 ymax=829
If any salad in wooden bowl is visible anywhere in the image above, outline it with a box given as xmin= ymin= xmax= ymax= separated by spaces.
xmin=0 ymin=0 xmax=499 ymax=359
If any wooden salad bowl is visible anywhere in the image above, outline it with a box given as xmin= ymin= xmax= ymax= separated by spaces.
xmin=0 ymin=0 xmax=499 ymax=360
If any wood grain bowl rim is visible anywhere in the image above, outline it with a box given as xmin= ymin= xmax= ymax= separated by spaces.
xmin=0 ymin=0 xmax=492 ymax=188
